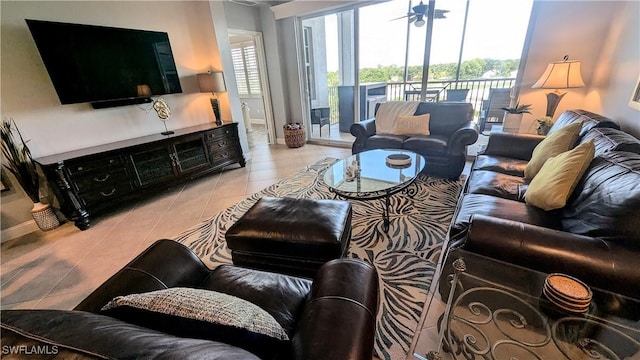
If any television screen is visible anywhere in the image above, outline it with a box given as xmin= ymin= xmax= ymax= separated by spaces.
xmin=26 ymin=19 xmax=182 ymax=108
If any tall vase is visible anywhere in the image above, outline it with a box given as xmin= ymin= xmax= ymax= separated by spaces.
xmin=31 ymin=202 xmax=60 ymax=231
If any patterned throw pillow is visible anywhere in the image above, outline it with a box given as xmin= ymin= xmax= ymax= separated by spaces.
xmin=101 ymin=287 xmax=288 ymax=357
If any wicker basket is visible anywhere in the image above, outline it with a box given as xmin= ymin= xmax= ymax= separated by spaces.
xmin=284 ymin=127 xmax=306 ymax=148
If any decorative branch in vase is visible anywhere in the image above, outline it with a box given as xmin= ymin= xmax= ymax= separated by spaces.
xmin=1 ymin=118 xmax=60 ymax=231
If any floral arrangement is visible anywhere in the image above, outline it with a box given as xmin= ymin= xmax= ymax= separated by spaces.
xmin=535 ymin=116 xmax=554 ymax=135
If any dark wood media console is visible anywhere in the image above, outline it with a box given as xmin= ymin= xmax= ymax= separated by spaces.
xmin=35 ymin=122 xmax=245 ymax=230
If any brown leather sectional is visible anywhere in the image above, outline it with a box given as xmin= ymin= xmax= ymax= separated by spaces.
xmin=1 ymin=240 xmax=379 ymax=359
xmin=449 ymin=109 xmax=640 ymax=298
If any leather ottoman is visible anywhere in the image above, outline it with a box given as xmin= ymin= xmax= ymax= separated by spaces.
xmin=226 ymin=197 xmax=352 ymax=278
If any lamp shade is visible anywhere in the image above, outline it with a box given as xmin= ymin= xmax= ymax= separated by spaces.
xmin=532 ymin=59 xmax=585 ymax=89
xmin=197 ymin=72 xmax=226 ymax=93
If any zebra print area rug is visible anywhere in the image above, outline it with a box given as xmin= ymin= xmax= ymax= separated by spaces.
xmin=173 ymin=157 xmax=463 ymax=360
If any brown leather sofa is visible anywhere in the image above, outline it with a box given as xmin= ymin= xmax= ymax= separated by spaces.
xmin=449 ymin=109 xmax=640 ymax=298
xmin=1 ymin=240 xmax=379 ymax=360
xmin=350 ymin=102 xmax=478 ymax=179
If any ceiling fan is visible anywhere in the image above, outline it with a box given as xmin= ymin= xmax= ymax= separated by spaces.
xmin=392 ymin=0 xmax=449 ymax=27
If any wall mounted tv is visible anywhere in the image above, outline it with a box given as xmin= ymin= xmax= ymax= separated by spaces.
xmin=26 ymin=19 xmax=182 ymax=109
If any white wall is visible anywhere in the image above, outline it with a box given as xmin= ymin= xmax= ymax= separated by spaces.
xmin=1 ymin=1 xmax=226 ymax=159
xmin=517 ymin=1 xmax=639 ymax=137
xmin=0 ymin=1 xmax=241 ymax=232
xmin=598 ymin=1 xmax=640 ymax=136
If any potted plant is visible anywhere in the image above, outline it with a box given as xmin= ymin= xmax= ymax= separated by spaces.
xmin=501 ymin=103 xmax=532 ymax=133
xmin=1 ymin=118 xmax=60 ymax=231
xmin=535 ymin=116 xmax=554 ymax=135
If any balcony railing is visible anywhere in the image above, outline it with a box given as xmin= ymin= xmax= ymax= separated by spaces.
xmin=326 ymin=77 xmax=516 ymax=124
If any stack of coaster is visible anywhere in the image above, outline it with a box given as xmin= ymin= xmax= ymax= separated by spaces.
xmin=543 ymin=273 xmax=592 ymax=314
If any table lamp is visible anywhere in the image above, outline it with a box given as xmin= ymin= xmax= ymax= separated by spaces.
xmin=532 ymin=55 xmax=585 ymax=118
xmin=197 ymin=71 xmax=226 ymax=125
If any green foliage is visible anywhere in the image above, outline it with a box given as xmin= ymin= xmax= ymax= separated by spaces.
xmin=501 ymin=102 xmax=532 ymax=114
xmin=328 ymin=58 xmax=520 ymax=83
xmin=1 ymin=118 xmax=40 ymax=202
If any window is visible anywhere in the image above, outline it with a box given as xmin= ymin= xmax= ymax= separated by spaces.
xmin=303 ymin=26 xmax=316 ymax=100
xmin=231 ymin=44 xmax=261 ymax=95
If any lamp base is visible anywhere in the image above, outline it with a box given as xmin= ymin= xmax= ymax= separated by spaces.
xmin=210 ymin=98 xmax=222 ymax=125
xmin=545 ymin=91 xmax=567 ymax=118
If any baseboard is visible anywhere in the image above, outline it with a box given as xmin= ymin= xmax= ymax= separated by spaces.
xmin=1 ymin=220 xmax=39 ymax=243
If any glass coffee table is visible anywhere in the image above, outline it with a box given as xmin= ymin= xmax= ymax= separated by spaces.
xmin=412 ymin=249 xmax=640 ymax=359
xmin=322 ymin=149 xmax=425 ymax=232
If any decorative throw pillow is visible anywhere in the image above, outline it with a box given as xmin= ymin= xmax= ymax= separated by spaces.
xmin=525 ymin=122 xmax=582 ymax=179
xmin=525 ymin=140 xmax=595 ymax=211
xmin=374 ymin=101 xmax=420 ymax=134
xmin=101 ymin=287 xmax=288 ymax=357
xmin=391 ymin=113 xmax=430 ymax=135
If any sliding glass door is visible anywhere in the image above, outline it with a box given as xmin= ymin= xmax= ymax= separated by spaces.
xmin=301 ymin=9 xmax=356 ymax=142
xmin=298 ymin=0 xmax=533 ymax=144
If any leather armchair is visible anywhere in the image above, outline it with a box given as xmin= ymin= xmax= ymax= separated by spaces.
xmin=2 ymin=240 xmax=379 ymax=360
xmin=350 ymin=102 xmax=478 ymax=179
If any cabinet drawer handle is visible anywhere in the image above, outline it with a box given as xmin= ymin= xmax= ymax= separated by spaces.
xmin=217 ymin=141 xmax=227 ymax=147
xmin=94 ymin=174 xmax=110 ymax=182
xmin=100 ymin=188 xmax=116 ymax=197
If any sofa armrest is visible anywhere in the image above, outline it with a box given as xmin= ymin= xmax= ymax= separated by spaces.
xmin=481 ymin=132 xmax=545 ymax=161
xmin=292 ymin=258 xmax=378 ymax=360
xmin=463 ymin=214 xmax=639 ymax=298
xmin=75 ymin=240 xmax=211 ymax=313
xmin=350 ymin=118 xmax=376 ymax=154
xmin=447 ymin=121 xmax=479 ymax=155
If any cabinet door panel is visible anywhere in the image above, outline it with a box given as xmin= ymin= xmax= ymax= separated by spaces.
xmin=130 ymin=148 xmax=175 ymax=186
xmin=174 ymin=138 xmax=209 ymax=173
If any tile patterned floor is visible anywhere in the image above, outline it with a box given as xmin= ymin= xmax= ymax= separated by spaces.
xmin=1 ymin=143 xmax=353 ymax=310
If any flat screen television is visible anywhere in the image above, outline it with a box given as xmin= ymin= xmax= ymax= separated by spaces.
xmin=26 ymin=19 xmax=182 ymax=109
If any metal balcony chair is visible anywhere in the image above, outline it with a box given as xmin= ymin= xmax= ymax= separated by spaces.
xmin=443 ymin=89 xmax=469 ymax=102
xmin=310 ymin=107 xmax=331 ymax=137
xmin=478 ymin=88 xmax=511 ymax=133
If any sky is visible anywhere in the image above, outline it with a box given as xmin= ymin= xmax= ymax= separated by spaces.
xmin=321 ymin=0 xmax=534 ymax=71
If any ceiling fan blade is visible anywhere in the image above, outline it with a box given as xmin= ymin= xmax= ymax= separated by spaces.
xmin=434 ymin=9 xmax=450 ymax=19
xmin=408 ymin=15 xmax=417 ymax=23
xmin=389 ymin=13 xmax=411 ymax=21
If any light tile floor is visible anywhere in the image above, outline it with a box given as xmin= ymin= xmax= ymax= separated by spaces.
xmin=1 ymin=143 xmax=353 ymax=311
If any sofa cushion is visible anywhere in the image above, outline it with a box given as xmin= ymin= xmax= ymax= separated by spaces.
xmin=548 ymin=109 xmax=619 ymax=137
xmin=525 ymin=140 xmax=595 ymax=210
xmin=102 ymin=287 xmax=288 ymax=358
xmin=1 ymin=310 xmax=261 ymax=360
xmin=561 ymin=151 xmax=640 ymax=243
xmin=525 ymin=122 xmax=582 ymax=179
xmin=392 ymin=113 xmax=430 ymax=135
xmin=472 ymin=155 xmax=528 ymax=177
xmin=365 ymin=134 xmax=406 ymax=150
xmin=374 ymin=101 xmax=420 ymax=134
xmin=452 ymin=194 xmax=561 ymax=234
xmin=199 ymin=265 xmax=311 ymax=337
xmin=580 ymin=127 xmax=640 ymax=156
xmin=465 ymin=170 xmax=527 ymax=201
xmin=403 ymin=134 xmax=448 ymax=154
